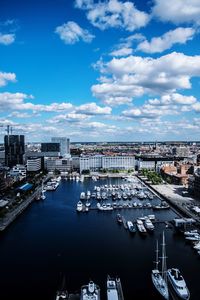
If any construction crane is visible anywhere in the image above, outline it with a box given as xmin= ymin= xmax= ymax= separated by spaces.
xmin=0 ymin=124 xmax=20 ymax=136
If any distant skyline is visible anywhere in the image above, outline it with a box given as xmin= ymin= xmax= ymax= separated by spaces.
xmin=0 ymin=0 xmax=200 ymax=142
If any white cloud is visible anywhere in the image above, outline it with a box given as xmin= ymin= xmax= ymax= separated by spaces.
xmin=55 ymin=21 xmax=95 ymax=44
xmin=0 ymin=33 xmax=15 ymax=45
xmin=75 ymin=102 xmax=112 ymax=115
xmin=192 ymin=102 xmax=200 ymax=112
xmin=92 ymin=52 xmax=200 ymax=102
xmin=152 ymin=0 xmax=200 ymax=25
xmin=148 ymin=93 xmax=197 ymax=106
xmin=110 ymin=47 xmax=133 ymax=57
xmin=0 ymin=72 xmax=16 ymax=87
xmin=0 ymin=92 xmax=73 ymax=112
xmin=49 ymin=113 xmax=90 ymax=124
xmin=102 ymin=96 xmax=132 ymax=106
xmin=75 ymin=0 xmax=150 ymax=31
xmin=137 ymin=27 xmax=195 ymax=53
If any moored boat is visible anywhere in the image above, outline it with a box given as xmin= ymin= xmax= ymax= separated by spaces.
xmin=151 ymin=233 xmax=169 ymax=300
xmin=81 ymin=280 xmax=100 ymax=300
xmin=167 ymin=268 xmax=190 ymax=300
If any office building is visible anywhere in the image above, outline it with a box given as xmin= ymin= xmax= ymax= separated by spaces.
xmin=27 ymin=157 xmax=42 ymax=172
xmin=41 ymin=142 xmax=60 ymax=153
xmin=51 ymin=137 xmax=70 ymax=157
xmin=4 ymin=135 xmax=25 ymax=167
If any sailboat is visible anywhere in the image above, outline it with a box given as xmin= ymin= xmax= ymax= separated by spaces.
xmin=151 ymin=232 xmax=169 ymax=300
xmin=40 ymin=181 xmax=46 ymax=200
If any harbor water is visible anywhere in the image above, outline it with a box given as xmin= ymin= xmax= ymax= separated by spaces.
xmin=0 ymin=178 xmax=199 ymax=300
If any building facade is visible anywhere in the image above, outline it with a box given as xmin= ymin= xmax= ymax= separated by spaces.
xmin=194 ymin=168 xmax=200 ymax=197
xmin=80 ymin=155 xmax=135 ymax=173
xmin=41 ymin=143 xmax=60 ymax=153
xmin=51 ymin=137 xmax=70 ymax=157
xmin=4 ymin=135 xmax=25 ymax=167
xmin=44 ymin=157 xmax=72 ymax=172
xmin=27 ymin=157 xmax=42 ymax=172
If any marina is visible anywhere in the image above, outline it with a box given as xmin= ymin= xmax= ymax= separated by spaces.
xmin=0 ymin=177 xmax=199 ymax=300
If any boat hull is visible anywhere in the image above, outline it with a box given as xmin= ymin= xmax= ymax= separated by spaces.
xmin=151 ymin=271 xmax=169 ymax=300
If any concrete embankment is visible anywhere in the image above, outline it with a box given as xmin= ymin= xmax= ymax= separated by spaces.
xmin=0 ymin=187 xmax=42 ymax=232
xmin=137 ymin=175 xmax=200 ymax=225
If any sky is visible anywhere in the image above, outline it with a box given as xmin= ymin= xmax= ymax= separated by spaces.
xmin=0 ymin=0 xmax=200 ymax=142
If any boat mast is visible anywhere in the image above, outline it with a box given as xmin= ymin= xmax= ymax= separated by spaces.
xmin=161 ymin=231 xmax=167 ymax=284
xmin=154 ymin=240 xmax=159 ymax=270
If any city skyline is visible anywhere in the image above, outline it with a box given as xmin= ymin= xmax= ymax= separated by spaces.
xmin=1 ymin=0 xmax=200 ymax=142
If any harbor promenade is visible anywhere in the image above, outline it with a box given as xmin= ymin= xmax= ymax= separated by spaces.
xmin=0 ymin=186 xmax=42 ymax=231
xmin=137 ymin=175 xmax=200 ymax=225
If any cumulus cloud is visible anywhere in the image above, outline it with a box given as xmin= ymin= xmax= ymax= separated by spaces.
xmin=148 ymin=93 xmax=197 ymax=106
xmin=75 ymin=102 xmax=112 ymax=115
xmin=0 ymin=33 xmax=15 ymax=45
xmin=55 ymin=21 xmax=95 ymax=44
xmin=110 ymin=47 xmax=133 ymax=57
xmin=92 ymin=52 xmax=200 ymax=103
xmin=0 ymin=92 xmax=73 ymax=112
xmin=75 ymin=0 xmax=150 ymax=31
xmin=152 ymin=0 xmax=200 ymax=25
xmin=0 ymin=72 xmax=16 ymax=87
xmin=137 ymin=27 xmax=195 ymax=53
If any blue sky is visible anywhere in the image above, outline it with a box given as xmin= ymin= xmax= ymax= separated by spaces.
xmin=0 ymin=0 xmax=200 ymax=142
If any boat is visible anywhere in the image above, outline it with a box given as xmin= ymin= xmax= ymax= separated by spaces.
xmin=80 ymin=192 xmax=86 ymax=200
xmin=136 ymin=219 xmax=147 ymax=234
xmin=81 ymin=280 xmax=100 ymax=300
xmin=76 ymin=201 xmax=83 ymax=212
xmin=56 ymin=275 xmax=68 ymax=300
xmin=116 ymin=213 xmax=123 ymax=224
xmin=144 ymin=218 xmax=154 ymax=231
xmin=167 ymin=268 xmax=190 ymax=299
xmin=107 ymin=275 xmax=119 ymax=300
xmin=151 ymin=233 xmax=169 ymax=299
xmin=127 ymin=221 xmax=136 ymax=233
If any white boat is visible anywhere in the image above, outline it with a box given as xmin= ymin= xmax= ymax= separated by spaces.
xmin=151 ymin=233 xmax=169 ymax=300
xmin=144 ymin=218 xmax=154 ymax=231
xmin=136 ymin=219 xmax=147 ymax=234
xmin=76 ymin=201 xmax=83 ymax=212
xmin=107 ymin=275 xmax=119 ymax=300
xmin=81 ymin=280 xmax=100 ymax=300
xmin=167 ymin=268 xmax=190 ymax=300
xmin=80 ymin=192 xmax=86 ymax=200
xmin=56 ymin=275 xmax=68 ymax=300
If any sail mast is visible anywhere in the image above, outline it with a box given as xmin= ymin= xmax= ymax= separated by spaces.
xmin=161 ymin=231 xmax=167 ymax=283
xmin=154 ymin=239 xmax=159 ymax=270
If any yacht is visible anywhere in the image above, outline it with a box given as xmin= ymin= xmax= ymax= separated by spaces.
xmin=144 ymin=218 xmax=154 ymax=231
xmin=76 ymin=201 xmax=83 ymax=212
xmin=116 ymin=213 xmax=123 ymax=224
xmin=107 ymin=275 xmax=119 ymax=300
xmin=151 ymin=233 xmax=169 ymax=300
xmin=56 ymin=275 xmax=68 ymax=300
xmin=80 ymin=192 xmax=86 ymax=200
xmin=167 ymin=268 xmax=190 ymax=300
xmin=136 ymin=219 xmax=147 ymax=234
xmin=81 ymin=280 xmax=100 ymax=300
xmin=127 ymin=221 xmax=136 ymax=233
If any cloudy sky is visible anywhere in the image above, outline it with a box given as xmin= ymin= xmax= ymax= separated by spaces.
xmin=0 ymin=0 xmax=200 ymax=142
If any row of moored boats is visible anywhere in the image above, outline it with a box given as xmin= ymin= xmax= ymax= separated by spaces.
xmin=56 ymin=276 xmax=124 ymax=300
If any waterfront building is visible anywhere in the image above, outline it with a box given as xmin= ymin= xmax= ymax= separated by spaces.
xmin=41 ymin=143 xmax=60 ymax=153
xmin=4 ymin=135 xmax=25 ymax=167
xmin=9 ymin=164 xmax=27 ymax=179
xmin=137 ymin=159 xmax=155 ymax=171
xmin=51 ymin=137 xmax=70 ymax=157
xmin=44 ymin=157 xmax=72 ymax=172
xmin=194 ymin=167 xmax=200 ymax=197
xmin=102 ymin=156 xmax=135 ymax=170
xmin=27 ymin=157 xmax=41 ymax=172
xmin=0 ymin=171 xmax=7 ymax=192
xmin=0 ymin=150 xmax=5 ymax=165
xmin=72 ymin=156 xmax=80 ymax=171
xmin=79 ymin=155 xmax=135 ymax=173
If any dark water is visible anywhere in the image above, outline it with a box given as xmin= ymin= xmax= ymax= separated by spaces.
xmin=0 ymin=178 xmax=199 ymax=300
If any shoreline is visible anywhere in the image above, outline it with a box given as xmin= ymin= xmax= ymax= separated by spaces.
xmin=137 ymin=175 xmax=200 ymax=225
